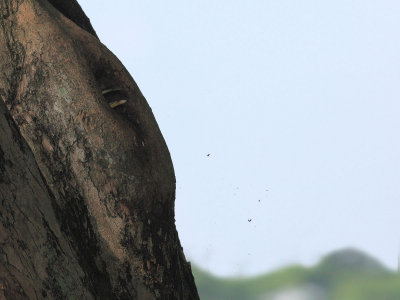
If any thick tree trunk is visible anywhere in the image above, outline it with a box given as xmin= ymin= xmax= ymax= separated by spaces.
xmin=0 ymin=0 xmax=199 ymax=299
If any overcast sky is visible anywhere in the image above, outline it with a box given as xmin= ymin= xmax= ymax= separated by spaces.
xmin=80 ymin=0 xmax=400 ymax=276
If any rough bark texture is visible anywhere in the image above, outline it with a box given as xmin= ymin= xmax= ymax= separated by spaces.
xmin=0 ymin=0 xmax=199 ymax=299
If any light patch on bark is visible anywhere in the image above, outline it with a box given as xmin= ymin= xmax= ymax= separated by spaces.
xmin=42 ymin=135 xmax=54 ymax=152
xmin=72 ymin=162 xmax=126 ymax=260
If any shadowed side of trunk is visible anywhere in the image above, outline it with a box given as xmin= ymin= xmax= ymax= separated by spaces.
xmin=0 ymin=0 xmax=199 ymax=299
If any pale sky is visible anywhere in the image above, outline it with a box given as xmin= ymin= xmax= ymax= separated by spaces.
xmin=80 ymin=0 xmax=400 ymax=276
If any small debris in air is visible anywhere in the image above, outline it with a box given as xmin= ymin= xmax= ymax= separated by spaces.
xmin=248 ymin=219 xmax=252 ymax=222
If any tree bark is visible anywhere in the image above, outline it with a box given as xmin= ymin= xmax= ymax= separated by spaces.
xmin=0 ymin=0 xmax=199 ymax=299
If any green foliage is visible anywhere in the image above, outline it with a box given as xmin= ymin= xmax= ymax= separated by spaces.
xmin=192 ymin=248 xmax=400 ymax=300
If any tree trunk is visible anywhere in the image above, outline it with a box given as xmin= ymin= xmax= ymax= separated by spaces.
xmin=0 ymin=0 xmax=199 ymax=299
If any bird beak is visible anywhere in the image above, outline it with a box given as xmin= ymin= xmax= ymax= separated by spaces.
xmin=109 ymin=99 xmax=127 ymax=108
